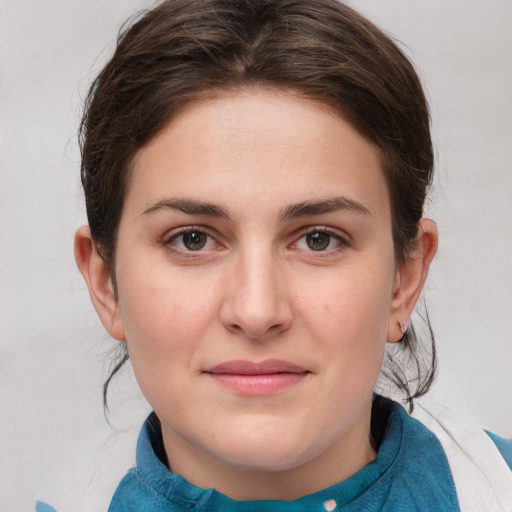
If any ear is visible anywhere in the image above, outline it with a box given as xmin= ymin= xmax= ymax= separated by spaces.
xmin=387 ymin=219 xmax=438 ymax=343
xmin=74 ymin=225 xmax=126 ymax=341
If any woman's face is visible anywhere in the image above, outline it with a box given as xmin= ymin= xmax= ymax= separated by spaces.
xmin=111 ymin=88 xmax=404 ymax=496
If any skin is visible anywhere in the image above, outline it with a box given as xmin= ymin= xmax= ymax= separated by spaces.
xmin=75 ymin=88 xmax=437 ymax=500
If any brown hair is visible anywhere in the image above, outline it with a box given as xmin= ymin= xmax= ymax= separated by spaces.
xmin=79 ymin=0 xmax=436 ymax=409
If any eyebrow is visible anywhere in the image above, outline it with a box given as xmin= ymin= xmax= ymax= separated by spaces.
xmin=142 ymin=198 xmax=231 ymax=218
xmin=141 ymin=196 xmax=371 ymax=220
xmin=279 ymin=197 xmax=371 ymax=220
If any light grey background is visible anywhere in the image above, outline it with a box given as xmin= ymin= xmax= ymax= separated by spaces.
xmin=1 ymin=1 xmax=511 ymax=510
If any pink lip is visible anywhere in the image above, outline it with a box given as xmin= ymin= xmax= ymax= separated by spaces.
xmin=203 ymin=359 xmax=309 ymax=395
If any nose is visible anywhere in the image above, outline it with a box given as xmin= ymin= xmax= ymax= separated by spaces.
xmin=219 ymin=249 xmax=293 ymax=340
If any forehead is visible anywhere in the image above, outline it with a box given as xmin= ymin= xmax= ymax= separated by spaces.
xmin=127 ymin=88 xmax=390 ymax=221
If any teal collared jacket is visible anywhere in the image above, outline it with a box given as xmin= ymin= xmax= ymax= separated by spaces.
xmin=38 ymin=397 xmax=512 ymax=512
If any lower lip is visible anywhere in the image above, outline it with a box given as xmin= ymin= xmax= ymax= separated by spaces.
xmin=207 ymin=373 xmax=307 ymax=395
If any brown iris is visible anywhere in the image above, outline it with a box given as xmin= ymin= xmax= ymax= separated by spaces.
xmin=306 ymin=232 xmax=330 ymax=251
xmin=182 ymin=231 xmax=208 ymax=250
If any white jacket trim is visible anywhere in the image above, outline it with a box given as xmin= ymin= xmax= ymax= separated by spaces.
xmin=412 ymin=402 xmax=512 ymax=512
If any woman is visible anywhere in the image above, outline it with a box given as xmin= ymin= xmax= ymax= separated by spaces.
xmin=71 ymin=0 xmax=511 ymax=510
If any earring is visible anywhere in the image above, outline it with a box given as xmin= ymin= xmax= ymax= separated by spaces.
xmin=397 ymin=322 xmax=407 ymax=342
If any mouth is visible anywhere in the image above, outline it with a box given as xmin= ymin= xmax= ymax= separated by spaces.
xmin=203 ymin=359 xmax=310 ymax=395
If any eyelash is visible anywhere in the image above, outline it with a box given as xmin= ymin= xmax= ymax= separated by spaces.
xmin=162 ymin=226 xmax=350 ymax=256
xmin=290 ymin=227 xmax=350 ymax=254
xmin=163 ymin=226 xmax=221 ymax=255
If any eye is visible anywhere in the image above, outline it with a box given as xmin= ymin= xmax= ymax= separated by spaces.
xmin=165 ymin=228 xmax=218 ymax=252
xmin=305 ymin=232 xmax=331 ymax=251
xmin=181 ymin=231 xmax=208 ymax=250
xmin=293 ymin=228 xmax=348 ymax=252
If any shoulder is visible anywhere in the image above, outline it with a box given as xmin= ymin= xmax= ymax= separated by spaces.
xmin=108 ymin=466 xmax=189 ymax=512
xmin=411 ymin=400 xmax=512 ymax=510
xmin=367 ymin=397 xmax=460 ymax=510
xmin=108 ymin=413 xmax=211 ymax=512
xmin=108 ymin=467 xmax=179 ymax=512
xmin=487 ymin=431 xmax=512 ymax=470
xmin=108 ymin=469 xmax=147 ymax=512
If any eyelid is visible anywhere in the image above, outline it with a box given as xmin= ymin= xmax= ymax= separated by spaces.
xmin=290 ymin=226 xmax=351 ymax=252
xmin=163 ymin=225 xmax=222 ymax=253
xmin=160 ymin=224 xmax=350 ymax=256
xmin=163 ymin=225 xmax=203 ymax=243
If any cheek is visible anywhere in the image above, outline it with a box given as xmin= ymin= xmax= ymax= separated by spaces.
xmin=116 ymin=272 xmax=221 ymax=414
xmin=297 ymin=261 xmax=394 ymax=375
xmin=302 ymin=268 xmax=393 ymax=336
xmin=116 ymin=263 xmax=220 ymax=369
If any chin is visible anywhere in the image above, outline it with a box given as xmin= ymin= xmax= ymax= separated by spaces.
xmin=211 ymin=427 xmax=317 ymax=472
xmin=221 ymin=447 xmax=309 ymax=473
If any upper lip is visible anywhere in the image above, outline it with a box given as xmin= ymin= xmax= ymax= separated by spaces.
xmin=204 ymin=359 xmax=308 ymax=375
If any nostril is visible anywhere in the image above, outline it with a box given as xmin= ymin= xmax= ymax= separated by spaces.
xmin=224 ymin=321 xmax=288 ymax=340
xmin=226 ymin=323 xmax=244 ymax=335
